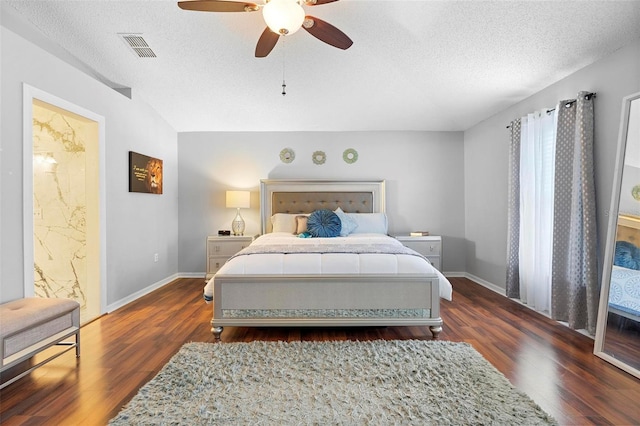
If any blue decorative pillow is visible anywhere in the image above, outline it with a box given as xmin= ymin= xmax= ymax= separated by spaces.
xmin=307 ymin=209 xmax=342 ymax=238
xmin=334 ymin=207 xmax=358 ymax=236
xmin=615 ymin=241 xmax=640 ymax=270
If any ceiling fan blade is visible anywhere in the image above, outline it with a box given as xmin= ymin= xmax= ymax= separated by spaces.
xmin=177 ymin=0 xmax=259 ymax=12
xmin=255 ymin=27 xmax=280 ymax=58
xmin=304 ymin=0 xmax=339 ymax=5
xmin=303 ymin=16 xmax=353 ymax=50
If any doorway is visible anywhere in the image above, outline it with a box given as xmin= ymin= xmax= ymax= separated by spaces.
xmin=23 ymin=85 xmax=106 ymax=324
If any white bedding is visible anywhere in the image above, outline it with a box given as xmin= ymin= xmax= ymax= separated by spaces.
xmin=204 ymin=232 xmax=453 ymax=301
xmin=609 ymin=265 xmax=640 ymax=317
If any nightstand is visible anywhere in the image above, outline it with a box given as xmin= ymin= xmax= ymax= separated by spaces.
xmin=394 ymin=235 xmax=442 ymax=271
xmin=205 ymin=235 xmax=254 ymax=281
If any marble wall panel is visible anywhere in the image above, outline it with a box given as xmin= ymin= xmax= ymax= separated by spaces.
xmin=32 ymin=101 xmax=95 ymax=322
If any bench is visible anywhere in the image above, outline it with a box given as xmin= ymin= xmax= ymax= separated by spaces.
xmin=0 ymin=297 xmax=80 ymax=389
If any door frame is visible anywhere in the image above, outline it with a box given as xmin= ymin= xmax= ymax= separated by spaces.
xmin=22 ymin=84 xmax=107 ymax=316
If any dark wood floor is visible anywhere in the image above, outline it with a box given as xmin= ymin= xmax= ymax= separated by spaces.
xmin=1 ymin=277 xmax=640 ymax=425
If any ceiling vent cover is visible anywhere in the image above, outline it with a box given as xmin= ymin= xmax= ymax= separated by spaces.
xmin=119 ymin=34 xmax=156 ymax=58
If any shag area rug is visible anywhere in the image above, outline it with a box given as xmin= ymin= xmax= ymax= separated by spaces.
xmin=109 ymin=340 xmax=557 ymax=425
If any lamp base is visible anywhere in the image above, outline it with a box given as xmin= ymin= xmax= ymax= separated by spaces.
xmin=232 ymin=209 xmax=245 ymax=236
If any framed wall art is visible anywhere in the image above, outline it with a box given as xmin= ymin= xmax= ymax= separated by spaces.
xmin=129 ymin=151 xmax=163 ymax=194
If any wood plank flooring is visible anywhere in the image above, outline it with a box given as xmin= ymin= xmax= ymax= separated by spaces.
xmin=1 ymin=277 xmax=639 ymax=425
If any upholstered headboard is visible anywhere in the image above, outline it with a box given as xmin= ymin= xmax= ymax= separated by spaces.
xmin=260 ymin=180 xmax=385 ymax=234
xmin=617 ymin=214 xmax=640 ymax=245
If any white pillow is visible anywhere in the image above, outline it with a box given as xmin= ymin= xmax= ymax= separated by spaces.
xmin=270 ymin=213 xmax=297 ymax=233
xmin=334 ymin=207 xmax=358 ymax=236
xmin=271 ymin=213 xmax=309 ymax=233
xmin=347 ymin=213 xmax=388 ymax=234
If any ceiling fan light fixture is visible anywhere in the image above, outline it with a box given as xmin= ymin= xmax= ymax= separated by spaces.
xmin=263 ymin=0 xmax=305 ymax=36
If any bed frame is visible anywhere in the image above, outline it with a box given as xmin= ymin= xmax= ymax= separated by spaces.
xmin=210 ymin=179 xmax=443 ymax=340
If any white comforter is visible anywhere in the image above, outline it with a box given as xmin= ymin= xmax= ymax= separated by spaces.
xmin=609 ymin=265 xmax=640 ymax=317
xmin=204 ymin=232 xmax=453 ymax=301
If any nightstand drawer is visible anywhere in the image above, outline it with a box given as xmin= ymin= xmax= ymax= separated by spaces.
xmin=208 ymin=256 xmax=230 ymax=274
xmin=401 ymin=240 xmax=441 ymax=256
xmin=206 ymin=235 xmax=255 ymax=281
xmin=394 ymin=235 xmax=442 ymax=271
xmin=425 ymin=256 xmax=441 ymax=271
xmin=207 ymin=240 xmax=250 ymax=256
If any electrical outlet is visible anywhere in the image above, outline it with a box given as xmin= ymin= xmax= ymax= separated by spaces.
xmin=154 ymin=253 xmax=159 ymax=262
xmin=34 ymin=208 xmax=43 ymax=220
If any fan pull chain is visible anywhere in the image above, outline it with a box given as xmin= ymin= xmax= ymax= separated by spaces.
xmin=281 ymin=39 xmax=287 ymax=96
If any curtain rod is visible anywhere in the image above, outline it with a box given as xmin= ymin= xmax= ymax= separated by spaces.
xmin=506 ymin=92 xmax=596 ymax=129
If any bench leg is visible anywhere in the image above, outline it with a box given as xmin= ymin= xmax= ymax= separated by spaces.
xmin=0 ymin=339 xmax=79 ymax=390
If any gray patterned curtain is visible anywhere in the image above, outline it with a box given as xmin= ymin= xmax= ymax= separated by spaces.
xmin=506 ymin=119 xmax=521 ymax=298
xmin=550 ymin=92 xmax=599 ymax=333
xmin=506 ymin=92 xmax=597 ymax=332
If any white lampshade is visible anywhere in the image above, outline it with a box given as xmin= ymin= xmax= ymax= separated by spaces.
xmin=226 ymin=190 xmax=250 ymax=209
xmin=262 ymin=0 xmax=305 ymax=36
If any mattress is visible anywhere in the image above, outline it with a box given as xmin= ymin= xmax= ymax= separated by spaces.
xmin=609 ymin=265 xmax=640 ymax=317
xmin=204 ymin=232 xmax=453 ymax=302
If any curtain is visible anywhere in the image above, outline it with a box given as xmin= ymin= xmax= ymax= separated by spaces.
xmin=518 ymin=110 xmax=557 ymax=312
xmin=550 ymin=92 xmax=598 ymax=333
xmin=506 ymin=119 xmax=521 ymax=298
xmin=506 ymin=91 xmax=597 ymax=332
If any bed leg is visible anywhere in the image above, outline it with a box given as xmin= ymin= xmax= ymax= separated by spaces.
xmin=429 ymin=325 xmax=442 ymax=339
xmin=211 ymin=323 xmax=223 ymax=342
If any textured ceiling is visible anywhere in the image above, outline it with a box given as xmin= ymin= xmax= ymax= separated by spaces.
xmin=3 ymin=0 xmax=640 ymax=132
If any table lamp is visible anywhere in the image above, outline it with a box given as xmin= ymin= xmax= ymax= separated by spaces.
xmin=226 ymin=190 xmax=250 ymax=236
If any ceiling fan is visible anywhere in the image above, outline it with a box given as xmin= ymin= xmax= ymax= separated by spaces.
xmin=177 ymin=0 xmax=353 ymax=57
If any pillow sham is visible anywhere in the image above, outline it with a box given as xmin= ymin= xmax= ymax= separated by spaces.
xmin=307 ymin=209 xmax=342 ymax=238
xmin=295 ymin=215 xmax=309 ymax=235
xmin=334 ymin=207 xmax=358 ymax=236
xmin=271 ymin=213 xmax=299 ymax=233
xmin=347 ymin=212 xmax=388 ymax=234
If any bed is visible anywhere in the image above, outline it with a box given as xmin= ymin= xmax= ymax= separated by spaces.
xmin=610 ymin=214 xmax=640 ymax=321
xmin=204 ymin=179 xmax=452 ymax=340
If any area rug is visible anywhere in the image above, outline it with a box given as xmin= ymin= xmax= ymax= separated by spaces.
xmin=109 ymin=340 xmax=557 ymax=425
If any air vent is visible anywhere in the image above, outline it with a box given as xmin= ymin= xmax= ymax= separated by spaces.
xmin=119 ymin=34 xmax=157 ymax=58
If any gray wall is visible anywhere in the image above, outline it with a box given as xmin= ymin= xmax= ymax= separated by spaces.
xmin=1 ymin=26 xmax=179 ymax=305
xmin=463 ymin=39 xmax=640 ymax=289
xmin=178 ymin=131 xmax=466 ymax=275
xmin=3 ymin=10 xmax=639 ymax=308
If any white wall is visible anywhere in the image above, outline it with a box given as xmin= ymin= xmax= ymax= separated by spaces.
xmin=178 ymin=131 xmax=466 ymax=275
xmin=464 ymin=39 xmax=640 ymax=289
xmin=1 ymin=26 xmax=179 ymax=305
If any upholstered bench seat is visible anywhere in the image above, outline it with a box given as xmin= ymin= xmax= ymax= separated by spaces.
xmin=0 ymin=297 xmax=80 ymax=389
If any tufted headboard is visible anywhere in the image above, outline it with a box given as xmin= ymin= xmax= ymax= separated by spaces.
xmin=617 ymin=214 xmax=640 ymax=246
xmin=260 ymin=179 xmax=386 ymax=234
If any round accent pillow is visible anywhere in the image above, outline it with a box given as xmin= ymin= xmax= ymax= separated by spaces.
xmin=307 ymin=209 xmax=342 ymax=238
xmin=615 ymin=241 xmax=640 ymax=270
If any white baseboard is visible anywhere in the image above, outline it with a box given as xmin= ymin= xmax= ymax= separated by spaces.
xmin=442 ymin=271 xmax=465 ymax=278
xmin=461 ymin=273 xmax=506 ymax=295
xmin=107 ymin=273 xmax=181 ymax=313
xmin=180 ymin=272 xmax=206 ymax=279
